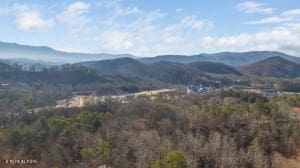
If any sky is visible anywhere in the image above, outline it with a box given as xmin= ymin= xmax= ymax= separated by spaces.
xmin=1 ymin=0 xmax=300 ymax=56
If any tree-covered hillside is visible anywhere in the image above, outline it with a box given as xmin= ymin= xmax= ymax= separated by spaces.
xmin=0 ymin=90 xmax=299 ymax=167
xmin=79 ymin=57 xmax=242 ymax=85
xmin=241 ymin=56 xmax=300 ymax=78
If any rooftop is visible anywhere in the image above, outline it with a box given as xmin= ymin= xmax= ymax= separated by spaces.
xmin=293 ymin=107 xmax=300 ymax=113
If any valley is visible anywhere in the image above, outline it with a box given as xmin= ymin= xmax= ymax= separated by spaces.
xmin=0 ymin=42 xmax=299 ymax=168
xmin=1 ymin=0 xmax=300 ymax=167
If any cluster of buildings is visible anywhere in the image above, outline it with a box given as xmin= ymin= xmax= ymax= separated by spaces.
xmin=0 ymin=82 xmax=8 ymax=87
xmin=186 ymin=85 xmax=216 ymax=94
xmin=186 ymin=84 xmax=278 ymax=97
xmin=236 ymin=86 xmax=277 ymax=97
xmin=56 ymin=96 xmax=101 ymax=108
xmin=0 ymin=82 xmax=8 ymax=92
xmin=55 ymin=89 xmax=176 ymax=108
xmin=56 ymin=85 xmax=286 ymax=109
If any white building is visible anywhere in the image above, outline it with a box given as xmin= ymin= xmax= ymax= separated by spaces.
xmin=187 ymin=85 xmax=215 ymax=94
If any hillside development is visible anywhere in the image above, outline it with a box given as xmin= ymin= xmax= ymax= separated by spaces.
xmin=0 ymin=52 xmax=299 ymax=167
xmin=1 ymin=89 xmax=300 ymax=168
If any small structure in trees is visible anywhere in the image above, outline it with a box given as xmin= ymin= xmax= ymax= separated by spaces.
xmin=187 ymin=85 xmax=215 ymax=94
xmin=290 ymin=107 xmax=300 ymax=121
xmin=98 ymin=165 xmax=112 ymax=168
xmin=292 ymin=107 xmax=300 ymax=120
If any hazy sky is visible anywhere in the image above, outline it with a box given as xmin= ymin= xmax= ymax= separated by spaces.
xmin=1 ymin=0 xmax=300 ymax=56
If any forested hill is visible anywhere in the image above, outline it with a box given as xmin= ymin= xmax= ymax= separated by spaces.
xmin=0 ymin=62 xmax=161 ymax=97
xmin=0 ymin=61 xmax=13 ymax=71
xmin=78 ymin=57 xmax=148 ymax=76
xmin=0 ymin=89 xmax=299 ymax=167
xmin=240 ymin=56 xmax=300 ymax=78
xmin=77 ymin=57 xmax=242 ymax=84
xmin=188 ymin=62 xmax=242 ymax=75
xmin=0 ymin=57 xmax=242 ymax=91
xmin=139 ymin=51 xmax=300 ymax=66
xmin=2 ymin=41 xmax=300 ymax=66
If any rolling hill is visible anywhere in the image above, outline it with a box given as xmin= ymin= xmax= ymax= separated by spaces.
xmin=1 ymin=41 xmax=300 ymax=66
xmin=240 ymin=56 xmax=300 ymax=78
xmin=188 ymin=62 xmax=242 ymax=75
xmin=78 ymin=57 xmax=242 ymax=84
xmin=78 ymin=57 xmax=148 ymax=76
xmin=0 ymin=60 xmax=157 ymax=94
xmin=139 ymin=51 xmax=300 ymax=66
xmin=0 ymin=61 xmax=13 ymax=71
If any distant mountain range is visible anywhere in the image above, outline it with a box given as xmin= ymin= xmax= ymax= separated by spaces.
xmin=1 ymin=41 xmax=300 ymax=66
xmin=139 ymin=51 xmax=300 ymax=66
xmin=0 ymin=56 xmax=242 ymax=87
xmin=79 ymin=56 xmax=300 ymax=81
xmin=240 ymin=56 xmax=300 ymax=78
xmin=1 ymin=51 xmax=299 ymax=87
xmin=0 ymin=41 xmax=133 ymax=63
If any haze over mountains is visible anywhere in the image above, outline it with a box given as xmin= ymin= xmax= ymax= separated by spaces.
xmin=0 ymin=41 xmax=133 ymax=64
xmin=0 ymin=41 xmax=299 ymax=95
xmin=139 ymin=51 xmax=300 ymax=65
xmin=79 ymin=56 xmax=300 ymax=81
xmin=0 ymin=41 xmax=300 ymax=79
xmin=1 ymin=41 xmax=300 ymax=66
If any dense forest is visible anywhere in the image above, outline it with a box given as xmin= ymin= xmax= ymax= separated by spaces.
xmin=0 ymin=89 xmax=299 ymax=168
xmin=1 ymin=58 xmax=300 ymax=97
xmin=0 ymin=63 xmax=164 ymax=108
xmin=0 ymin=57 xmax=300 ymax=167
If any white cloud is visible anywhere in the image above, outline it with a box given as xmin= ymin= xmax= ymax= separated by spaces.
xmin=245 ymin=8 xmax=300 ymax=25
xmin=236 ymin=1 xmax=275 ymax=14
xmin=58 ymin=1 xmax=90 ymax=26
xmin=246 ymin=16 xmax=292 ymax=25
xmin=12 ymin=3 xmax=30 ymax=12
xmin=95 ymin=0 xmax=121 ymax=9
xmin=282 ymin=9 xmax=300 ymax=17
xmin=128 ymin=9 xmax=166 ymax=29
xmin=92 ymin=1 xmax=215 ymax=56
xmin=93 ymin=9 xmax=214 ymax=56
xmin=0 ymin=6 xmax=10 ymax=15
xmin=164 ymin=15 xmax=214 ymax=36
xmin=97 ymin=31 xmax=133 ymax=52
xmin=176 ymin=8 xmax=183 ymax=13
xmin=0 ymin=3 xmax=37 ymax=15
xmin=96 ymin=0 xmax=141 ymax=16
xmin=0 ymin=4 xmax=32 ymax=16
xmin=6 ymin=1 xmax=300 ymax=57
xmin=115 ymin=6 xmax=141 ymax=16
xmin=0 ymin=3 xmax=54 ymax=32
xmin=15 ymin=11 xmax=54 ymax=32
xmin=180 ymin=15 xmax=213 ymax=29
xmin=200 ymin=25 xmax=300 ymax=56
xmin=85 ymin=1 xmax=191 ymax=55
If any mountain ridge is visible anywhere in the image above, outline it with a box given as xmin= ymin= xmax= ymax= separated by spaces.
xmin=139 ymin=51 xmax=300 ymax=65
xmin=0 ymin=41 xmax=134 ymax=63
xmin=78 ymin=57 xmax=242 ymax=84
xmin=240 ymin=56 xmax=300 ymax=78
xmin=1 ymin=41 xmax=300 ymax=66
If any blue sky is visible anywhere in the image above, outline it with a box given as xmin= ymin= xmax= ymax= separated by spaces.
xmin=1 ymin=0 xmax=300 ymax=56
